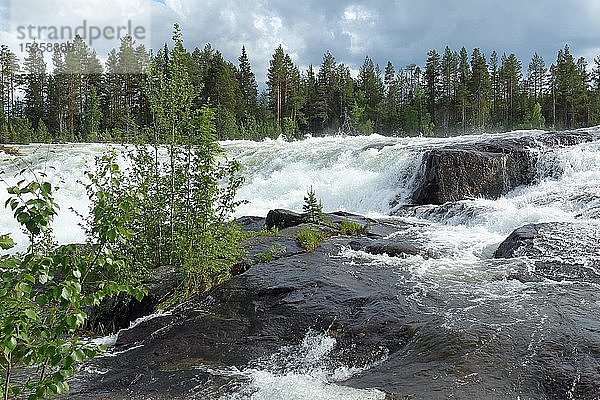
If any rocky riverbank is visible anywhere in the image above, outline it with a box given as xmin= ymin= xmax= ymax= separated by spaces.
xmin=70 ymin=209 xmax=600 ymax=399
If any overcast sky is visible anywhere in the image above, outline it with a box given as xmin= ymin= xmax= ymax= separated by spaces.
xmin=1 ymin=0 xmax=599 ymax=85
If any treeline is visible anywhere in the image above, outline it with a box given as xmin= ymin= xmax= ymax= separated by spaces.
xmin=1 ymin=37 xmax=600 ymax=144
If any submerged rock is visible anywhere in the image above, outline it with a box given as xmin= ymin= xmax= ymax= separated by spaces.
xmin=349 ymin=239 xmax=420 ymax=257
xmin=495 ymin=221 xmax=600 ymax=283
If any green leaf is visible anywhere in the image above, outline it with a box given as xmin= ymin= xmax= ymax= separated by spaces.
xmin=61 ymin=286 xmax=72 ymax=301
xmin=0 ymin=234 xmax=15 ymax=250
xmin=71 ymin=349 xmax=86 ymax=363
xmin=24 ymin=309 xmax=37 ymax=320
xmin=41 ymin=182 xmax=52 ymax=195
xmin=6 ymin=336 xmax=17 ymax=351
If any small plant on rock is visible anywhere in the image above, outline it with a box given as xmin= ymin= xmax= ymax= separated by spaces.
xmin=339 ymin=220 xmax=366 ymax=236
xmin=297 ymin=228 xmax=325 ymax=252
xmin=302 ymin=186 xmax=323 ymax=223
xmin=255 ymin=244 xmax=287 ymax=263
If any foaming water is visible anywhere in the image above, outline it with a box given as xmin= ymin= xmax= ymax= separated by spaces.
xmin=0 ymin=144 xmax=106 ymax=251
xmin=222 ymin=135 xmax=425 ymax=217
xmin=218 ymin=330 xmax=386 ymax=400
xmin=0 ymin=131 xmax=548 ymax=249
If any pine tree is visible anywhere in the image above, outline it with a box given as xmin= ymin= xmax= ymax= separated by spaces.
xmin=457 ymin=47 xmax=471 ymax=133
xmin=237 ymin=46 xmax=258 ymax=118
xmin=23 ymin=43 xmax=47 ymax=131
xmin=593 ymin=56 xmax=600 ymax=124
xmin=116 ymin=35 xmax=144 ymax=136
xmin=489 ymin=51 xmax=500 ymax=126
xmin=303 ymin=186 xmax=323 ymax=223
xmin=425 ymin=49 xmax=441 ymax=128
xmin=267 ymin=45 xmax=287 ymax=126
xmin=440 ymin=47 xmax=458 ymax=131
xmin=499 ymin=53 xmax=522 ymax=127
xmin=0 ymin=45 xmax=19 ymax=124
xmin=470 ymin=48 xmax=491 ymax=131
xmin=83 ymin=87 xmax=101 ymax=141
xmin=528 ymin=52 xmax=546 ymax=101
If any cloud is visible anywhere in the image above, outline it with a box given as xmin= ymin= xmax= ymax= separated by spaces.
xmin=1 ymin=0 xmax=599 ymax=86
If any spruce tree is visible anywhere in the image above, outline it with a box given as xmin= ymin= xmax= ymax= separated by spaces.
xmin=303 ymin=186 xmax=323 ymax=223
xmin=23 ymin=43 xmax=47 ymax=131
xmin=237 ymin=46 xmax=259 ymax=118
xmin=315 ymin=51 xmax=338 ymax=130
xmin=425 ymin=49 xmax=441 ymax=128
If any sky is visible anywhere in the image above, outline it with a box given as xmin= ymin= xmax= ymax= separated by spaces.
xmin=1 ymin=0 xmax=599 ymax=85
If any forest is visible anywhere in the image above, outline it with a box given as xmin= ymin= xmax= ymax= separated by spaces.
xmin=1 ymin=35 xmax=600 ymax=144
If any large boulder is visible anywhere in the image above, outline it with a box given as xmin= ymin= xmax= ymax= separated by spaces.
xmin=265 ymin=209 xmax=305 ymax=229
xmin=411 ymin=131 xmax=597 ymax=205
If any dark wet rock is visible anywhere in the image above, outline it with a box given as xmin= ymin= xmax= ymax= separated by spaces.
xmin=349 ymin=239 xmax=420 ymax=257
xmin=494 ymin=224 xmax=539 ymax=258
xmin=69 ymin=238 xmax=422 ymax=399
xmin=70 ymin=209 xmax=600 ymax=399
xmin=412 ymin=146 xmax=534 ymax=205
xmin=265 ymin=209 xmax=305 ymax=229
xmin=235 ymin=215 xmax=266 ymax=231
xmin=86 ymin=266 xmax=180 ymax=334
xmin=495 ymin=222 xmax=600 ymax=283
xmin=244 ymin=234 xmax=304 ymax=263
xmin=410 ymin=131 xmax=598 ymax=205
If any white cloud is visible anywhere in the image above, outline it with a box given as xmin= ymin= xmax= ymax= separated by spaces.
xmin=2 ymin=0 xmax=599 ymax=85
xmin=4 ymin=0 xmax=153 ymax=67
xmin=340 ymin=4 xmax=376 ymax=55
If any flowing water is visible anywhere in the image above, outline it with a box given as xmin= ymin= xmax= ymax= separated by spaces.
xmin=1 ymin=129 xmax=600 ymax=399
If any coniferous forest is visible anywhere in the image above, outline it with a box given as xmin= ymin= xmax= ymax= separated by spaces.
xmin=1 ymin=35 xmax=600 ymax=144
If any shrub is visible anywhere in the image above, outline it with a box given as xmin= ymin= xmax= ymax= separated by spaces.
xmin=255 ymin=244 xmax=287 ymax=263
xmin=297 ymin=228 xmax=325 ymax=252
xmin=0 ymin=171 xmax=145 ymax=399
xmin=89 ymin=25 xmax=247 ymax=301
xmin=339 ymin=220 xmax=367 ymax=236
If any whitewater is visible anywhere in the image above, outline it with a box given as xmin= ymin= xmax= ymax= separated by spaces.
xmin=2 ymin=128 xmax=600 ymax=398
